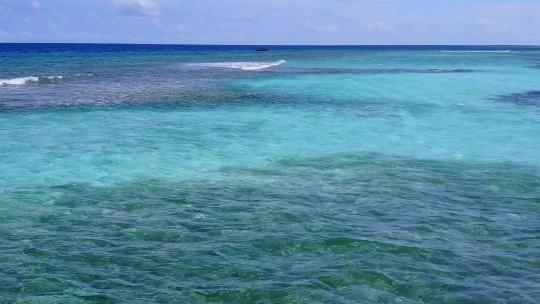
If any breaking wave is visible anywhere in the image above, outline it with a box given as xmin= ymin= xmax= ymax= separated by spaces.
xmin=0 ymin=75 xmax=63 ymax=86
xmin=191 ymin=60 xmax=286 ymax=71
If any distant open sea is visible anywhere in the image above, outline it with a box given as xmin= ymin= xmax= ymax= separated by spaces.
xmin=1 ymin=44 xmax=539 ymax=303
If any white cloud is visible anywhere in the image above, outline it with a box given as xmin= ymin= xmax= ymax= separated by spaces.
xmin=362 ymin=21 xmax=397 ymax=34
xmin=0 ymin=1 xmax=40 ymax=14
xmin=108 ymin=0 xmax=160 ymax=17
xmin=477 ymin=18 xmax=494 ymax=26
xmin=0 ymin=3 xmax=7 ymax=16
xmin=304 ymin=20 xmax=336 ymax=35
xmin=0 ymin=30 xmax=9 ymax=42
xmin=176 ymin=24 xmax=187 ymax=32
xmin=30 ymin=0 xmax=40 ymax=11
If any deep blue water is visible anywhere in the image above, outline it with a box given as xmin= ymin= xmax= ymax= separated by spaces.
xmin=1 ymin=44 xmax=539 ymax=303
xmin=2 ymin=43 xmax=540 ymax=54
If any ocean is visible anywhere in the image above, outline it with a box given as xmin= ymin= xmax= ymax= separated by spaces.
xmin=1 ymin=44 xmax=539 ymax=303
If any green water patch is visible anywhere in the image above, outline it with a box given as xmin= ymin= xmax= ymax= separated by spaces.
xmin=1 ymin=153 xmax=539 ymax=303
xmin=230 ymin=68 xmax=538 ymax=106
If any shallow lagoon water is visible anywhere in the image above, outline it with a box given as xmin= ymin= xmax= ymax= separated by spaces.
xmin=1 ymin=44 xmax=539 ymax=303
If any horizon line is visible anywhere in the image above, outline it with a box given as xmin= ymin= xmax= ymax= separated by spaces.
xmin=1 ymin=42 xmax=539 ymax=47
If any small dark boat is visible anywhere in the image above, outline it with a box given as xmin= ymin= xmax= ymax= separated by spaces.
xmin=256 ymin=48 xmax=269 ymax=52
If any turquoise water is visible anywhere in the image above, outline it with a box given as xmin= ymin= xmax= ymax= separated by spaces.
xmin=1 ymin=44 xmax=539 ymax=303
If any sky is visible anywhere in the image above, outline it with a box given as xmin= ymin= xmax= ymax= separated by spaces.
xmin=0 ymin=0 xmax=540 ymax=45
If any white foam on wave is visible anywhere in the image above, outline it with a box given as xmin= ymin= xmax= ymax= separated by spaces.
xmin=43 ymin=75 xmax=63 ymax=80
xmin=192 ymin=60 xmax=286 ymax=71
xmin=0 ymin=76 xmax=39 ymax=85
xmin=0 ymin=75 xmax=63 ymax=86
xmin=440 ymin=50 xmax=511 ymax=53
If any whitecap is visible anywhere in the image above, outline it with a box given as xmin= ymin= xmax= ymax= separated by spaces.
xmin=0 ymin=75 xmax=63 ymax=86
xmin=42 ymin=75 xmax=63 ymax=80
xmin=191 ymin=60 xmax=286 ymax=71
xmin=0 ymin=76 xmax=40 ymax=86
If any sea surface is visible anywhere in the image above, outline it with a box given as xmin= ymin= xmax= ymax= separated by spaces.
xmin=1 ymin=44 xmax=539 ymax=303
